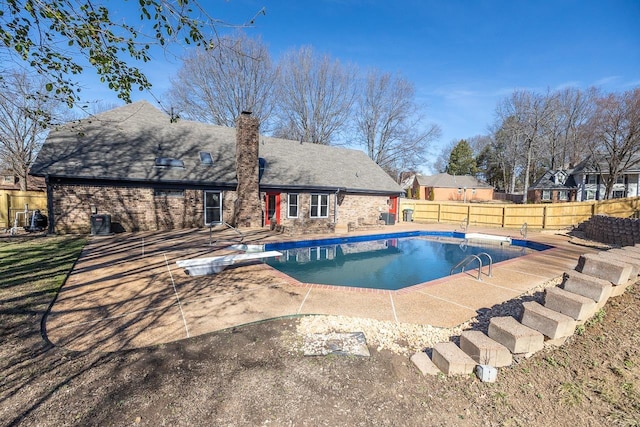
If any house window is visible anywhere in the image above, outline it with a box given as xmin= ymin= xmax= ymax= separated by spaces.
xmin=310 ymin=194 xmax=329 ymax=218
xmin=585 ymin=190 xmax=596 ymax=201
xmin=3 ymin=175 xmax=14 ymax=184
xmin=199 ymin=152 xmax=214 ymax=165
xmin=612 ymin=190 xmax=625 ymax=199
xmin=155 ymin=157 xmax=184 ymax=168
xmin=541 ymin=190 xmax=551 ymax=201
xmin=586 ymin=174 xmax=597 ymax=185
xmin=615 ymin=175 xmax=625 ymax=184
xmin=154 ymin=189 xmax=184 ymax=197
xmin=204 ymin=191 xmax=222 ymax=225
xmin=558 ymin=190 xmax=569 ymax=201
xmin=288 ymin=193 xmax=299 ymax=218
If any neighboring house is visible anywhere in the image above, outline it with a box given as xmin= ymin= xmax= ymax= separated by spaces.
xmin=527 ymin=169 xmax=578 ymax=203
xmin=0 ymin=169 xmax=46 ymax=191
xmin=570 ymin=157 xmax=640 ymax=201
xmin=30 ymin=101 xmax=402 ymax=234
xmin=409 ymin=173 xmax=494 ymax=202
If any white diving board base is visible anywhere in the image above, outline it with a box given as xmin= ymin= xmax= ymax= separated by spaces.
xmin=464 ymin=233 xmax=512 ymax=244
xmin=176 ymin=251 xmax=282 ymax=276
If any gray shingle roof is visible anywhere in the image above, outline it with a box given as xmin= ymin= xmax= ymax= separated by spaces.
xmin=31 ymin=101 xmax=402 ymax=194
xmin=415 ymin=173 xmax=492 ymax=189
xmin=529 ymin=170 xmax=577 ymax=190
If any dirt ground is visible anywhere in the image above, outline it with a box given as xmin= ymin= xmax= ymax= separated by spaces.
xmin=1 ymin=236 xmax=640 ymax=426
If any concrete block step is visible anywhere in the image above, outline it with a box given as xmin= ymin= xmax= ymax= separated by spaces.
xmin=562 ymin=270 xmax=612 ymax=306
xmin=608 ymin=248 xmax=640 ymax=261
xmin=410 ymin=351 xmax=441 ymax=376
xmin=576 ymin=253 xmax=632 ymax=285
xmin=610 ymin=279 xmax=632 ymax=297
xmin=488 ymin=316 xmax=544 ymax=355
xmin=598 ymin=252 xmax=639 ymax=283
xmin=521 ymin=301 xmax=577 ymax=340
xmin=459 ymin=330 xmax=512 ymax=367
xmin=431 ymin=342 xmax=477 ymax=375
xmin=544 ymin=286 xmax=597 ymax=322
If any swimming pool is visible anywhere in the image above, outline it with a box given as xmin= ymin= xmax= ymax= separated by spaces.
xmin=265 ymin=231 xmax=552 ymax=290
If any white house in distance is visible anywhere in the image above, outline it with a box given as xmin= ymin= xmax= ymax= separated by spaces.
xmin=571 ymin=157 xmax=640 ymax=201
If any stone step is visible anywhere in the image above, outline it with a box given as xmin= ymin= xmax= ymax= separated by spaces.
xmin=544 ymin=286 xmax=597 ymax=322
xmin=576 ymin=253 xmax=632 ymax=285
xmin=562 ymin=270 xmax=612 ymax=306
xmin=598 ymin=252 xmax=639 ymax=282
xmin=608 ymin=248 xmax=640 ymax=261
xmin=521 ymin=301 xmax=577 ymax=340
xmin=488 ymin=316 xmax=544 ymax=355
xmin=410 ymin=351 xmax=441 ymax=376
xmin=431 ymin=342 xmax=477 ymax=375
xmin=459 ymin=330 xmax=512 ymax=367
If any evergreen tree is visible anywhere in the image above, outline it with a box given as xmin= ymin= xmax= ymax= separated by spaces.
xmin=446 ymin=139 xmax=477 ymax=176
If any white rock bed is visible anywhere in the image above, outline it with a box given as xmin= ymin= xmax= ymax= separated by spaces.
xmin=296 ymin=276 xmax=564 ymax=356
xmin=297 ymin=315 xmax=467 ymax=356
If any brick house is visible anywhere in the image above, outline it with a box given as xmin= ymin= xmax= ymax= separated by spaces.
xmin=30 ymin=101 xmax=402 ymax=234
xmin=408 ymin=173 xmax=494 ymax=202
xmin=527 ymin=170 xmax=578 ymax=203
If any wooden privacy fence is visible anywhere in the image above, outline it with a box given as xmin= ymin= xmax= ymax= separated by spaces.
xmin=399 ymin=197 xmax=640 ymax=230
xmin=0 ymin=190 xmax=47 ymax=229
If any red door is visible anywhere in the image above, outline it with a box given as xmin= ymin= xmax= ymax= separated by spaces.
xmin=389 ymin=196 xmax=398 ymax=222
xmin=265 ymin=193 xmax=281 ymax=226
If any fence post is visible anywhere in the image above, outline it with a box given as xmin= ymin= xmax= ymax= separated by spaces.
xmin=542 ymin=205 xmax=547 ymax=229
xmin=502 ymin=206 xmax=506 ymax=228
xmin=437 ymin=203 xmax=441 ymax=223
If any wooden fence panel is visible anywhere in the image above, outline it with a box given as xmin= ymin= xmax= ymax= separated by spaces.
xmin=399 ymin=197 xmax=640 ymax=229
xmin=0 ymin=190 xmax=47 ymax=229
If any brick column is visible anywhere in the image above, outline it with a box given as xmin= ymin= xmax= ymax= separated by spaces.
xmin=234 ymin=111 xmax=262 ymax=228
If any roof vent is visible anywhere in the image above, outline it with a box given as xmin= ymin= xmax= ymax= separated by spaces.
xmin=200 ymin=151 xmax=214 ymax=165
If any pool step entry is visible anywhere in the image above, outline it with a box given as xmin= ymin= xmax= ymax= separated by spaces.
xmin=412 ymin=247 xmax=638 ymax=379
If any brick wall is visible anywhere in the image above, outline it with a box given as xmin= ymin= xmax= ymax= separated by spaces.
xmin=52 ymin=184 xmax=235 ymax=234
xmin=582 ymin=214 xmax=640 ymax=246
xmin=274 ymin=192 xmax=391 ymax=234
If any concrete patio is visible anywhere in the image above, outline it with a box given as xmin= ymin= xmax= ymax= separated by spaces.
xmin=44 ymin=224 xmax=599 ymax=352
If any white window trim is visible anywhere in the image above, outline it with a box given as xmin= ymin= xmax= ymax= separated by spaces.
xmin=558 ymin=190 xmax=569 ymax=201
xmin=541 ymin=190 xmax=551 ymax=201
xmin=203 ymin=190 xmax=223 ymax=225
xmin=287 ymin=193 xmax=299 ymax=218
xmin=310 ymin=194 xmax=329 ymax=218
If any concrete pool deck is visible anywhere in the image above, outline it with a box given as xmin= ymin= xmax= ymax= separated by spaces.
xmin=45 ymin=224 xmax=600 ymax=352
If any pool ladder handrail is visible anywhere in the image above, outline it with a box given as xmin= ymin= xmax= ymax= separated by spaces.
xmin=520 ymin=222 xmax=528 ymax=240
xmin=450 ymin=252 xmax=493 ymax=281
xmin=460 ymin=217 xmax=469 ymax=232
xmin=209 ymin=221 xmax=245 ymax=246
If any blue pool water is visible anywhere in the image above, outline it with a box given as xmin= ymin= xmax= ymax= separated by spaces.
xmin=265 ymin=231 xmax=551 ymax=290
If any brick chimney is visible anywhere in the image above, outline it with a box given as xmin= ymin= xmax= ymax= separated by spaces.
xmin=234 ymin=111 xmax=262 ymax=228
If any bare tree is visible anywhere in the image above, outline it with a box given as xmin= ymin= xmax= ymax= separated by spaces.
xmin=273 ymin=46 xmax=357 ymax=144
xmin=168 ymin=33 xmax=277 ymax=129
xmin=584 ymin=88 xmax=640 ymax=199
xmin=495 ymin=90 xmax=554 ymax=202
xmin=352 ymin=70 xmax=440 ymax=179
xmin=0 ymin=70 xmax=63 ymax=190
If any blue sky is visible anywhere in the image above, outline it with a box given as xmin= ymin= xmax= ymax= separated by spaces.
xmin=82 ymin=0 xmax=640 ymax=173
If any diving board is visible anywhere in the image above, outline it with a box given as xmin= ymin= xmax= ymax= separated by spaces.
xmin=176 ymin=251 xmax=282 ymax=276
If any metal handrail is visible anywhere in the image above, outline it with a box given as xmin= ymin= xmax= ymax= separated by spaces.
xmin=450 ymin=252 xmax=494 ymax=281
xmin=209 ymin=222 xmax=245 ymax=246
xmin=520 ymin=222 xmax=528 ymax=240
xmin=460 ymin=217 xmax=469 ymax=232
xmin=477 ymin=252 xmax=493 ymax=277
xmin=450 ymin=254 xmax=483 ymax=281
